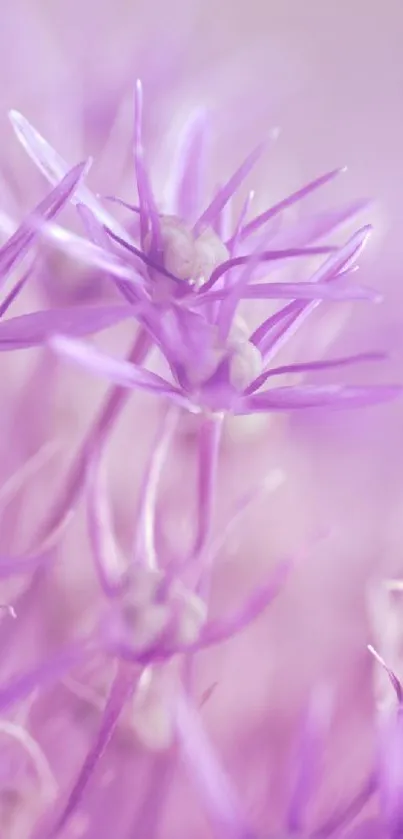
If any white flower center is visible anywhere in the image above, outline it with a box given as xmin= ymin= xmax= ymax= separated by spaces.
xmin=228 ymin=319 xmax=263 ymax=390
xmin=120 ymin=567 xmax=207 ymax=653
xmin=158 ymin=216 xmax=229 ymax=287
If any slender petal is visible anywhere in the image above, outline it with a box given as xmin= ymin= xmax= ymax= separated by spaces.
xmin=0 ymin=305 xmax=135 ymax=350
xmin=174 ymin=109 xmax=210 ymax=221
xmin=200 ymin=560 xmax=291 ymax=647
xmin=106 ymin=227 xmax=180 ymax=284
xmin=228 ymin=190 xmax=254 ymax=256
xmin=201 ymin=245 xmax=336 ymax=294
xmin=194 ymin=143 xmax=265 ymax=235
xmin=134 ymin=80 xmax=162 ymax=254
xmin=193 ymin=474 xmax=284 ymax=591
xmin=0 ymin=264 xmax=34 ymax=317
xmin=0 ymin=550 xmax=52 ymax=578
xmin=9 ymin=110 xmax=134 ymax=243
xmin=41 ymin=221 xmax=144 ymax=292
xmin=38 ymin=328 xmax=152 ymax=541
xmin=239 ymin=280 xmax=380 ymax=302
xmin=251 ymin=226 xmax=372 ymax=361
xmin=240 ymin=383 xmax=402 ymax=413
xmin=0 ymin=162 xmax=88 ymax=282
xmin=174 ymin=688 xmax=253 ymax=839
xmin=194 ymin=280 xmax=379 ymax=306
xmin=75 ymin=204 xmax=143 ymax=304
xmin=245 ymin=351 xmax=388 ymax=395
xmin=48 ymin=666 xmax=134 ymax=837
xmin=50 ymin=335 xmax=194 ymax=408
xmin=275 ymin=198 xmax=371 ymax=248
xmin=286 ymin=689 xmax=332 ymax=833
xmin=313 ymin=777 xmax=376 ymax=839
xmin=132 ymin=406 xmax=179 ymax=569
xmin=86 ymin=442 xmax=127 ymax=597
xmin=0 ymin=643 xmax=94 ymax=714
xmin=102 ymin=196 xmax=140 ymax=214
xmin=368 ymin=647 xmax=403 ymax=838
xmin=231 ymin=167 xmax=345 ymax=246
xmin=192 ymin=416 xmax=223 ymax=560
xmin=216 ymin=232 xmax=269 ymax=341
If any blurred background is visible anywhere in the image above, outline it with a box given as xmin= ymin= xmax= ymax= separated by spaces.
xmin=0 ymin=2 xmax=402 ymax=834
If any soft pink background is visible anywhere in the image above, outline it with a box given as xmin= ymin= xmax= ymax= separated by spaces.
xmin=0 ymin=2 xmax=402 ymax=836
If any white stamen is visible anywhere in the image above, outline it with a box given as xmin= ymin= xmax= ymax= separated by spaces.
xmin=147 ymin=215 xmax=229 ymax=287
xmin=159 ymin=216 xmax=196 ymax=280
xmin=120 ymin=567 xmax=206 ymax=652
xmin=193 ymin=226 xmax=229 ymax=287
xmin=229 ymin=340 xmax=263 ymax=390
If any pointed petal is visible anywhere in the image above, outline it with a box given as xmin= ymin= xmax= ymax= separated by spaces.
xmin=132 ymin=406 xmax=179 ymax=568
xmin=77 ymin=202 xmax=111 ymax=249
xmin=86 ymin=443 xmax=127 ymax=597
xmin=251 ymin=226 xmax=372 ymax=361
xmin=287 ymin=689 xmax=332 ymax=832
xmin=0 ymin=498 xmax=71 ymax=571
xmin=193 ymin=472 xmax=285 ymax=590
xmin=216 ymin=235 xmax=268 ymax=341
xmin=330 ymin=818 xmax=382 ymax=839
xmin=50 ymin=667 xmax=132 ymax=836
xmin=0 ymin=305 xmax=134 ymax=350
xmin=39 ymin=328 xmax=153 ymax=541
xmin=9 ymin=110 xmax=134 ymax=243
xmin=276 ymin=198 xmax=370 ymax=249
xmin=106 ymin=227 xmax=180 ymax=284
xmin=75 ymin=204 xmax=143 ymax=305
xmin=203 ymin=244 xmax=336 ymax=292
xmin=0 ymin=265 xmax=33 ymax=318
xmin=246 ymin=352 xmax=388 ymax=395
xmin=201 ymin=560 xmax=291 ymax=646
xmin=51 ymin=335 xmax=172 ymax=391
xmin=174 ymin=689 xmax=251 ymax=838
xmin=240 ymin=383 xmax=402 ymax=413
xmin=50 ymin=335 xmax=193 ymax=411
xmin=368 ymin=645 xmax=403 ymax=701
xmin=191 ymin=415 xmax=223 ymax=560
xmin=368 ymin=647 xmax=403 ymax=837
xmin=0 ymin=441 xmax=61 ymax=509
xmin=240 ymin=280 xmax=379 ymax=302
xmin=228 ymin=190 xmax=254 ymax=256
xmin=0 ymin=643 xmax=93 ymax=714
xmin=194 ymin=143 xmax=265 ymax=234
xmin=102 ymin=196 xmax=140 ymax=214
xmin=0 ymin=162 xmax=88 ymax=281
xmin=173 ymin=109 xmax=210 ymax=221
xmin=134 ymin=80 xmax=162 ymax=254
xmin=234 ymin=167 xmax=345 ymax=245
xmin=196 ymin=280 xmax=379 ymax=306
xmin=202 ymin=236 xmax=330 ymax=341
xmin=313 ymin=777 xmax=376 ymax=839
xmin=0 ymin=551 xmax=51 ymax=578
xmin=40 ymin=221 xmax=143 ymax=293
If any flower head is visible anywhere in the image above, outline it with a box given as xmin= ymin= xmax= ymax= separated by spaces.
xmin=5 ymin=87 xmax=392 ymax=419
xmin=0 ymin=55 xmax=399 ymax=839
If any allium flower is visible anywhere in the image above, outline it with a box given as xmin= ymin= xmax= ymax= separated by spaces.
xmin=0 ymin=31 xmax=400 ymax=839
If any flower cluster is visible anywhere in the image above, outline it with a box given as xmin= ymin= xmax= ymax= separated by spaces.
xmin=0 ymin=79 xmax=400 ymax=839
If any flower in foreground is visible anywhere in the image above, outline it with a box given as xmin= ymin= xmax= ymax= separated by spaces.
xmin=0 ymin=77 xmax=399 ymax=839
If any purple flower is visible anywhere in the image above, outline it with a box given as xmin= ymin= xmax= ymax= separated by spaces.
xmin=6 ymin=87 xmax=396 ymax=416
xmin=0 ymin=46 xmax=399 ymax=839
xmin=49 ymin=221 xmax=398 ymax=421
